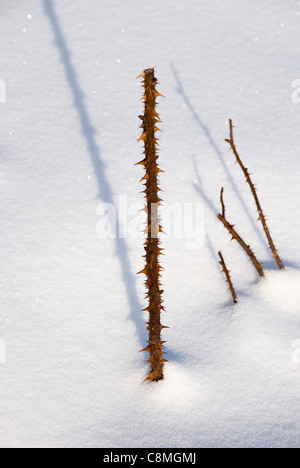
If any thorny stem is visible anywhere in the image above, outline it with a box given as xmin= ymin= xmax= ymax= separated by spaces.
xmin=220 ymin=187 xmax=225 ymax=218
xmin=218 ymin=251 xmax=237 ymax=304
xmin=225 ymin=119 xmax=284 ymax=270
xmin=217 ymin=188 xmax=264 ymax=278
xmin=137 ymin=68 xmax=166 ymax=382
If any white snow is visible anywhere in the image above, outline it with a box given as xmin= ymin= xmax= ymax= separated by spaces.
xmin=0 ymin=0 xmax=300 ymax=448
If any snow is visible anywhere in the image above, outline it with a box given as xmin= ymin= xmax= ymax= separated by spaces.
xmin=0 ymin=0 xmax=300 ymax=448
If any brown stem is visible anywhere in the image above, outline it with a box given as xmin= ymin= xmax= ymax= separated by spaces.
xmin=137 ymin=68 xmax=166 ymax=382
xmin=225 ymin=119 xmax=284 ymax=269
xmin=218 ymin=251 xmax=237 ymax=304
xmin=220 ymin=186 xmax=225 ymax=218
xmin=217 ymin=188 xmax=264 ymax=278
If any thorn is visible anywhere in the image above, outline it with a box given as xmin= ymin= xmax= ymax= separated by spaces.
xmin=139 ymin=346 xmax=150 ymax=353
xmin=142 ymin=370 xmax=157 ymax=383
xmin=139 ymin=174 xmax=149 ymax=182
xmin=137 ymin=268 xmax=147 ymax=275
xmin=138 ymin=132 xmax=147 ymax=142
xmin=154 ymin=90 xmax=165 ymax=98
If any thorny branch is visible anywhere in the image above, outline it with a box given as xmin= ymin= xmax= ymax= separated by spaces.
xmin=218 ymin=251 xmax=237 ymax=304
xmin=217 ymin=188 xmax=264 ymax=278
xmin=137 ymin=68 xmax=167 ymax=382
xmin=225 ymin=119 xmax=284 ymax=270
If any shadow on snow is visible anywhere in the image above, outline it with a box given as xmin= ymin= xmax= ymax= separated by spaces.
xmin=43 ymin=0 xmax=147 ymax=348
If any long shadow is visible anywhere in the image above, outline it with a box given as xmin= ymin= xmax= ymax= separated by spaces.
xmin=170 ymin=62 xmax=266 ymax=248
xmin=43 ymin=0 xmax=146 ymax=346
xmin=205 ymin=235 xmax=220 ymax=273
xmin=192 ymin=154 xmax=218 ymax=216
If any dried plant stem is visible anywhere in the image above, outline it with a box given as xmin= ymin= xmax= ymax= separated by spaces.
xmin=217 ymin=188 xmax=264 ymax=278
xmin=136 ymin=68 xmax=166 ymax=382
xmin=225 ymin=119 xmax=284 ymax=270
xmin=218 ymin=251 xmax=237 ymax=304
xmin=220 ymin=187 xmax=225 ymax=218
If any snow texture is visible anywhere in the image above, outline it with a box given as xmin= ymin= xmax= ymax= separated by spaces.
xmin=0 ymin=0 xmax=300 ymax=448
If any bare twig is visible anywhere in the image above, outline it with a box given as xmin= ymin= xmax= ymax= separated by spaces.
xmin=225 ymin=119 xmax=284 ymax=269
xmin=217 ymin=188 xmax=264 ymax=278
xmin=218 ymin=251 xmax=237 ymax=304
xmin=220 ymin=186 xmax=225 ymax=218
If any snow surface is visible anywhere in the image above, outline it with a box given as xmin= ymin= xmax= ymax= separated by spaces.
xmin=1 ymin=0 xmax=300 ymax=448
